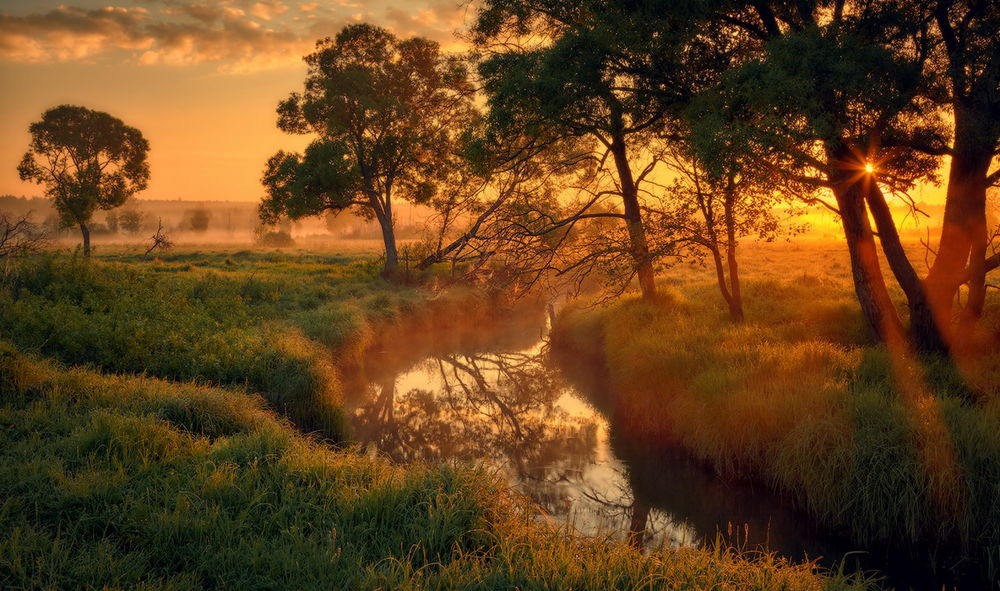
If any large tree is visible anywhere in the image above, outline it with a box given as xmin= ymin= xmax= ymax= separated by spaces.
xmin=470 ymin=0 xmax=719 ymax=299
xmin=681 ymin=0 xmax=1000 ymax=354
xmin=918 ymin=0 xmax=1000 ymax=339
xmin=260 ymin=24 xmax=475 ymax=277
xmin=687 ymin=1 xmax=964 ymax=352
xmin=17 ymin=105 xmax=150 ymax=257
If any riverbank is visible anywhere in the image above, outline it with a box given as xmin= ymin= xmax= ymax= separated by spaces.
xmin=0 ymin=250 xmax=873 ymax=590
xmin=0 ymin=249 xmax=509 ymax=441
xmin=550 ymin=278 xmax=1000 ymax=583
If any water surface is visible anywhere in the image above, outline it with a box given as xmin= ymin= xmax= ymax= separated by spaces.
xmin=339 ymin=310 xmax=980 ymax=591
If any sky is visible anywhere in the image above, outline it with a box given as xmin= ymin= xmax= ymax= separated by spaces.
xmin=0 ymin=0 xmax=475 ymax=202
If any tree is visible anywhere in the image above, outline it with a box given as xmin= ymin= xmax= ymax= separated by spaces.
xmin=119 ymin=208 xmax=145 ymax=236
xmin=17 ymin=105 xmax=150 ymax=257
xmin=687 ymin=2 xmax=955 ymax=352
xmin=687 ymin=0 xmax=999 ymax=353
xmin=0 ymin=213 xmax=47 ymax=259
xmin=187 ymin=207 xmax=211 ymax=233
xmin=651 ymin=146 xmax=801 ymax=321
xmin=105 ymin=211 xmax=119 ymax=234
xmin=470 ymin=1 xmax=703 ymax=299
xmin=260 ymin=24 xmax=475 ymax=277
xmin=916 ymin=0 xmax=1000 ymax=340
xmin=144 ymin=218 xmax=173 ymax=257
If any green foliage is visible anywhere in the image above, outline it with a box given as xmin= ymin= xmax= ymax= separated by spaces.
xmin=260 ymin=24 xmax=475 ymax=254
xmin=685 ymin=9 xmax=943 ymax=191
xmin=17 ymin=105 xmax=150 ymax=228
xmin=0 ymin=345 xmax=874 ymax=590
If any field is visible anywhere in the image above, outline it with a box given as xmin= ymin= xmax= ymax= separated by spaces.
xmin=0 ymin=245 xmax=878 ymax=590
xmin=552 ymin=239 xmax=1000 ymax=580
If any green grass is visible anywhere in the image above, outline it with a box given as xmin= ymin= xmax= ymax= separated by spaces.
xmin=552 ymin=275 xmax=1000 ymax=576
xmin=0 ymin=343 xmax=873 ymax=590
xmin=0 ymin=251 xmax=441 ymax=440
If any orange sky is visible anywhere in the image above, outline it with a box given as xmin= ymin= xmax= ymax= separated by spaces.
xmin=0 ymin=1 xmax=952 ymax=210
xmin=0 ymin=0 xmax=473 ymax=202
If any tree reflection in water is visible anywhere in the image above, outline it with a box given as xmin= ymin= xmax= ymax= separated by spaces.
xmin=342 ymin=321 xmax=968 ymax=591
xmin=345 ymin=326 xmax=833 ymax=557
xmin=350 ymin=346 xmax=599 ymax=518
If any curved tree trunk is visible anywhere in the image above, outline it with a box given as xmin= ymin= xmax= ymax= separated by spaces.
xmin=925 ymin=106 xmax=993 ymax=343
xmin=609 ymin=139 xmax=656 ymax=300
xmin=369 ymin=186 xmax=399 ymax=279
xmin=863 ymin=179 xmax=947 ymax=353
xmin=378 ymin=214 xmax=399 ymax=278
xmin=79 ymin=222 xmax=91 ymax=257
xmin=827 ymin=147 xmax=906 ymax=346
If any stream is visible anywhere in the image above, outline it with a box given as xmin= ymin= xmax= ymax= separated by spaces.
xmin=339 ymin=307 xmax=985 ymax=591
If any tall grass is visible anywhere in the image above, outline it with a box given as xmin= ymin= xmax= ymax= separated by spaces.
xmin=551 ymin=278 xmax=1000 ymax=576
xmin=0 ymin=252 xmax=538 ymax=439
xmin=0 ymin=344 xmax=873 ymax=590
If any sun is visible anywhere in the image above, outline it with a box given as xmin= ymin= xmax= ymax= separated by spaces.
xmin=864 ymin=161 xmax=875 ymax=174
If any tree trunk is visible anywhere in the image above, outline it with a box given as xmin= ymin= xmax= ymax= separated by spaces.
xmin=827 ymin=146 xmax=906 ymax=346
xmin=926 ymin=105 xmax=993 ymax=341
xmin=379 ymin=214 xmax=399 ymax=278
xmin=609 ymin=139 xmax=656 ymax=299
xmin=723 ymin=190 xmax=744 ymax=322
xmin=627 ymin=499 xmax=650 ymax=549
xmin=369 ymin=187 xmax=399 ymax=278
xmin=79 ymin=222 xmax=91 ymax=257
xmin=863 ymin=179 xmax=947 ymax=353
xmin=709 ymin=245 xmax=735 ymax=312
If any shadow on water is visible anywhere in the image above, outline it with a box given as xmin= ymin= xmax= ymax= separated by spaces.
xmin=338 ymin=305 xmax=988 ymax=591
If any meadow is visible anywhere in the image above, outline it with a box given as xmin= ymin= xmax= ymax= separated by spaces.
xmin=551 ymin=240 xmax=1000 ymax=580
xmin=0 ymin=246 xmax=875 ymax=590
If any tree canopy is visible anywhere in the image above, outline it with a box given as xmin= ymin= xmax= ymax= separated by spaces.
xmin=259 ymin=23 xmax=475 ymax=275
xmin=17 ymin=105 xmax=150 ymax=256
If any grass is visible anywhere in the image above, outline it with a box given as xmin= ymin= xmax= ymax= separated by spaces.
xmin=0 ymin=250 xmax=487 ymax=440
xmin=0 ymin=342 xmax=874 ymax=590
xmin=551 ymin=250 xmax=1000 ymax=578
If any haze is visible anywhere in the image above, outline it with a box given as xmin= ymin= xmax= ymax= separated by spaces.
xmin=0 ymin=0 xmax=472 ymax=202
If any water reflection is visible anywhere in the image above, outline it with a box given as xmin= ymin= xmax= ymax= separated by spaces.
xmin=342 ymin=319 xmax=712 ymax=546
xmin=340 ymin=313 xmax=970 ymax=590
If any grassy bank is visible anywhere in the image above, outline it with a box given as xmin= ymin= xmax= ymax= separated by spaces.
xmin=0 ymin=343 xmax=874 ymax=590
xmin=0 ymin=250 xmax=495 ymax=440
xmin=551 ymin=276 xmax=1000 ymax=576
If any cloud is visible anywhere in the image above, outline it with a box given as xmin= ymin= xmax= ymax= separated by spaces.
xmin=0 ymin=6 xmax=153 ymax=62
xmin=249 ymin=1 xmax=289 ymax=21
xmin=0 ymin=3 xmax=318 ymax=73
xmin=0 ymin=2 xmax=471 ymax=72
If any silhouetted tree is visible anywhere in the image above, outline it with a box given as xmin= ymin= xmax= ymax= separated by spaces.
xmin=119 ymin=208 xmax=144 ymax=236
xmin=688 ymin=2 xmax=951 ymax=351
xmin=470 ymin=1 xmax=705 ymax=299
xmin=187 ymin=208 xmax=211 ymax=233
xmin=144 ymin=218 xmax=173 ymax=257
xmin=105 ymin=210 xmax=119 ymax=234
xmin=17 ymin=105 xmax=150 ymax=256
xmin=260 ymin=24 xmax=475 ymax=277
xmin=650 ymin=146 xmax=802 ymax=321
xmin=915 ymin=0 xmax=1000 ymax=340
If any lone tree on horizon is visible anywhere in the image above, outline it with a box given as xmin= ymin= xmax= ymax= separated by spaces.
xmin=18 ymin=105 xmax=150 ymax=257
xmin=259 ymin=23 xmax=475 ymax=277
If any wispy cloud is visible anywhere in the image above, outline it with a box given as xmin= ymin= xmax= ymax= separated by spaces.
xmin=0 ymin=1 xmax=470 ymax=74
